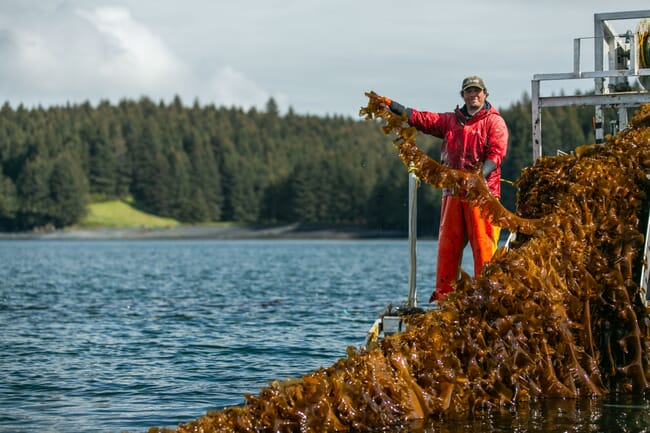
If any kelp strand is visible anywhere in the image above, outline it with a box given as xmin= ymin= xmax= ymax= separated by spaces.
xmin=151 ymin=96 xmax=650 ymax=433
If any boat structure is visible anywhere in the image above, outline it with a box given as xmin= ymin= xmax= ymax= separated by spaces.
xmin=366 ymin=9 xmax=650 ymax=348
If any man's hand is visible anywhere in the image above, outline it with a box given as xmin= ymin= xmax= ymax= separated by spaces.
xmin=482 ymin=160 xmax=496 ymax=178
xmin=376 ymin=96 xmax=392 ymax=106
xmin=365 ymin=93 xmax=408 ymax=118
xmin=380 ymin=97 xmax=406 ymax=117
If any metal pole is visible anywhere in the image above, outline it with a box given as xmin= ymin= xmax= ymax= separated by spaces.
xmin=573 ymin=38 xmax=582 ymax=75
xmin=531 ymin=79 xmax=542 ymax=161
xmin=407 ymin=168 xmax=418 ymax=308
xmin=594 ymin=13 xmax=606 ymax=143
xmin=618 ymin=106 xmax=628 ymax=130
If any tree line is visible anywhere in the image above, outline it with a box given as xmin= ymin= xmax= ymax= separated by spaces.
xmin=0 ymin=93 xmax=610 ymax=234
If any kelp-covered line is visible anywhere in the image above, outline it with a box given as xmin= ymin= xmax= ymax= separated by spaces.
xmin=359 ymin=91 xmax=540 ymax=236
xmin=151 ymin=98 xmax=650 ymax=433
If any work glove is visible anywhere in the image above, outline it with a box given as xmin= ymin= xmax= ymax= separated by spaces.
xmin=482 ymin=159 xmax=496 ymax=178
xmin=376 ymin=96 xmax=392 ymax=106
xmin=377 ymin=96 xmax=407 ymax=117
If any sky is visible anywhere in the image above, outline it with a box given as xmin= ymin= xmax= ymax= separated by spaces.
xmin=0 ymin=1 xmax=649 ymax=118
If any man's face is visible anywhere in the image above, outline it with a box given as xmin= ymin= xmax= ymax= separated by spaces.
xmin=462 ymin=87 xmax=486 ymax=111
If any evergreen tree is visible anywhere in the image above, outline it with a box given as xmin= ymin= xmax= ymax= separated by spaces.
xmin=0 ymin=171 xmax=17 ymax=229
xmin=130 ymin=117 xmax=171 ymax=215
xmin=82 ymin=120 xmax=118 ymax=197
xmin=265 ymin=97 xmax=279 ymax=116
xmin=49 ymin=151 xmax=88 ymax=227
xmin=289 ymin=158 xmax=322 ymax=223
xmin=366 ymin=160 xmax=409 ymax=232
xmin=15 ymin=156 xmax=52 ymax=229
xmin=181 ymin=123 xmax=222 ymax=221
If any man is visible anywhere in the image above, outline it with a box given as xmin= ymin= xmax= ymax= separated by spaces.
xmin=378 ymin=76 xmax=508 ymax=302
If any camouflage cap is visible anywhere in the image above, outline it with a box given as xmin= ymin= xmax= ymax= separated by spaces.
xmin=461 ymin=76 xmax=486 ymax=91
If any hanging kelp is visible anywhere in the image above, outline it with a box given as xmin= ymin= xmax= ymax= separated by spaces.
xmin=151 ymin=98 xmax=650 ymax=433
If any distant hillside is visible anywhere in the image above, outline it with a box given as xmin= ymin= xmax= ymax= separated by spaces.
xmin=0 ymin=94 xmax=615 ymax=234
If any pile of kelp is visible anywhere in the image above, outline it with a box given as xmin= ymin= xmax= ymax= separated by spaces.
xmin=152 ymin=98 xmax=650 ymax=433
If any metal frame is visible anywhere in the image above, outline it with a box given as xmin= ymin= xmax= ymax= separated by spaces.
xmin=531 ymin=10 xmax=650 ymax=161
xmin=531 ymin=10 xmax=650 ymax=305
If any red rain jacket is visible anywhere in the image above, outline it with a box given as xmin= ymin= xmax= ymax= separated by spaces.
xmin=407 ymin=103 xmax=508 ymax=198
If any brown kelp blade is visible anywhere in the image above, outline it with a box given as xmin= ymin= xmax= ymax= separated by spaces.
xmin=151 ymin=101 xmax=650 ymax=433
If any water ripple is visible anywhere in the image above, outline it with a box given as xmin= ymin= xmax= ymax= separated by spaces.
xmin=0 ymin=239 xmax=522 ymax=433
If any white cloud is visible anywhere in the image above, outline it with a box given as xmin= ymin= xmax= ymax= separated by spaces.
xmin=0 ymin=3 xmax=282 ymax=112
xmin=75 ymin=6 xmax=186 ymax=93
xmin=205 ymin=65 xmax=288 ymax=111
xmin=12 ymin=30 xmax=56 ymax=79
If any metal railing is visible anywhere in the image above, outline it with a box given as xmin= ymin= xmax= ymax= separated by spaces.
xmin=531 ymin=10 xmax=650 ymax=161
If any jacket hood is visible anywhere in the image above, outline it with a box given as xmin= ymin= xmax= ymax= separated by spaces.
xmin=455 ymin=101 xmax=499 ymax=125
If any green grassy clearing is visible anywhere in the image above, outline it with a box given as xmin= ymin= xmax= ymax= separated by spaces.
xmin=79 ymin=199 xmax=180 ymax=229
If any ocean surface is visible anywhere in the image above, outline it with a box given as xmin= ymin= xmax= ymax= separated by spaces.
xmin=1 ymin=239 xmax=650 ymax=433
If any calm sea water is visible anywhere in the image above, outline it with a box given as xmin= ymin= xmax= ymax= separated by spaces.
xmin=1 ymin=239 xmax=649 ymax=433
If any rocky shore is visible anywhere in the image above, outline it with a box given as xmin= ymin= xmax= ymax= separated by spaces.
xmin=0 ymin=223 xmax=406 ymax=240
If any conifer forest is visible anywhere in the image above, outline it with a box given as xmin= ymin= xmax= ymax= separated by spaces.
xmin=0 ymin=94 xmax=603 ymax=234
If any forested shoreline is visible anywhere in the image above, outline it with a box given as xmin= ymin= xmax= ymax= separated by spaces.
xmin=0 ymin=94 xmax=602 ymax=234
